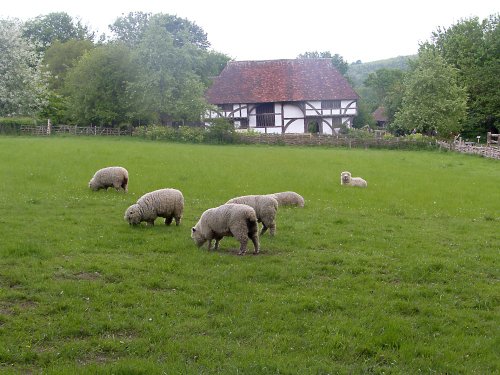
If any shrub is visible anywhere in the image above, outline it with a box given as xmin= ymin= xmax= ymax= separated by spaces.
xmin=203 ymin=118 xmax=237 ymax=144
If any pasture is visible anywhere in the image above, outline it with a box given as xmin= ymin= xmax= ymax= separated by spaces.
xmin=0 ymin=136 xmax=498 ymax=374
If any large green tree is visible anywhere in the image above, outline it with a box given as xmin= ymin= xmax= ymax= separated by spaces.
xmin=421 ymin=14 xmax=499 ymax=136
xmin=127 ymin=13 xmax=230 ymax=125
xmin=392 ymin=50 xmax=467 ymax=138
xmin=22 ymin=12 xmax=94 ymax=53
xmin=0 ymin=19 xmax=48 ymax=117
xmin=64 ymin=43 xmax=137 ymax=126
xmin=364 ymin=68 xmax=404 ymax=107
xmin=110 ymin=12 xmax=210 ymax=50
xmin=109 ymin=11 xmax=151 ymax=47
xmin=43 ymin=39 xmax=94 ymax=90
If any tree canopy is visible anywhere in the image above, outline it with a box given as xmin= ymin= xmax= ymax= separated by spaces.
xmin=392 ymin=50 xmax=467 ymax=138
xmin=0 ymin=19 xmax=48 ymax=117
xmin=22 ymin=12 xmax=94 ymax=52
xmin=420 ymin=14 xmax=499 ymax=136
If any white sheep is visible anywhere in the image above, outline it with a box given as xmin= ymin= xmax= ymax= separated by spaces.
xmin=191 ymin=203 xmax=260 ymax=255
xmin=89 ymin=166 xmax=129 ymax=192
xmin=124 ymin=188 xmax=184 ymax=226
xmin=267 ymin=191 xmax=305 ymax=207
xmin=340 ymin=171 xmax=367 ymax=187
xmin=226 ymin=195 xmax=278 ymax=236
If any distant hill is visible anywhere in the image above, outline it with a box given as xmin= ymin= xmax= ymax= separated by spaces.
xmin=347 ymin=55 xmax=415 ymax=87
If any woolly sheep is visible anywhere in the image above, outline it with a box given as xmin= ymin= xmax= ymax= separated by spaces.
xmin=191 ymin=203 xmax=260 ymax=255
xmin=124 ymin=188 xmax=184 ymax=226
xmin=89 ymin=166 xmax=129 ymax=192
xmin=340 ymin=171 xmax=367 ymax=187
xmin=267 ymin=191 xmax=305 ymax=208
xmin=226 ymin=194 xmax=278 ymax=236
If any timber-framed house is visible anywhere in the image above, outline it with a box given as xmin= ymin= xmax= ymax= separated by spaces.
xmin=205 ymin=59 xmax=359 ymax=134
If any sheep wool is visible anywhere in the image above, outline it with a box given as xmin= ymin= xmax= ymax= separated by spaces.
xmin=89 ymin=166 xmax=129 ymax=192
xmin=341 ymin=171 xmax=367 ymax=187
xmin=124 ymin=188 xmax=184 ymax=226
xmin=268 ymin=191 xmax=305 ymax=207
xmin=191 ymin=203 xmax=260 ymax=255
xmin=226 ymin=195 xmax=278 ymax=236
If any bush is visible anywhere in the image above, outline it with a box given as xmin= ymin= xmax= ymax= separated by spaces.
xmin=0 ymin=117 xmax=40 ymax=134
xmin=203 ymin=118 xmax=237 ymax=144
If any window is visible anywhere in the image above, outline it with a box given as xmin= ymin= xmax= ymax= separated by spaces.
xmin=256 ymin=103 xmax=275 ymax=127
xmin=321 ymin=100 xmax=341 ymax=110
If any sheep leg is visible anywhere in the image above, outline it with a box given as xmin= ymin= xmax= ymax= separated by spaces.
xmin=250 ymin=234 xmax=260 ymax=254
xmin=269 ymin=223 xmax=276 ymax=237
xmin=214 ymin=239 xmax=221 ymax=250
xmin=237 ymin=237 xmax=248 ymax=255
xmin=147 ymin=220 xmax=155 ymax=226
xmin=207 ymin=239 xmax=213 ymax=251
xmin=174 ymin=215 xmax=181 ymax=226
xmin=260 ymin=224 xmax=268 ymax=236
xmin=165 ymin=216 xmax=173 ymax=226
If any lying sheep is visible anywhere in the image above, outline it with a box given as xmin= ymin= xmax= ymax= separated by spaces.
xmin=89 ymin=166 xmax=129 ymax=192
xmin=191 ymin=203 xmax=259 ymax=255
xmin=226 ymin=195 xmax=278 ymax=236
xmin=341 ymin=171 xmax=367 ymax=187
xmin=124 ymin=188 xmax=184 ymax=226
xmin=267 ymin=191 xmax=305 ymax=207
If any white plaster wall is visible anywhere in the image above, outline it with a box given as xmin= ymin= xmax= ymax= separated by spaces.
xmin=283 ymin=103 xmax=303 ymax=118
xmin=305 ymin=101 xmax=321 ymax=116
xmin=285 ymin=120 xmax=305 ymax=133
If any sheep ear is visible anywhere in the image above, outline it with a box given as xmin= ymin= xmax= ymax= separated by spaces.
xmin=191 ymin=227 xmax=196 ymax=233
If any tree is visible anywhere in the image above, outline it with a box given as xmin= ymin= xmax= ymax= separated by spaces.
xmin=421 ymin=14 xmax=499 ymax=136
xmin=110 ymin=12 xmax=210 ymax=50
xmin=109 ymin=11 xmax=151 ymax=47
xmin=298 ymin=51 xmax=349 ymax=76
xmin=43 ymin=39 xmax=94 ymax=90
xmin=352 ymin=100 xmax=376 ymax=128
xmin=0 ymin=19 xmax=48 ymax=117
xmin=392 ymin=50 xmax=467 ymax=138
xmin=129 ymin=15 xmax=212 ymax=125
xmin=64 ymin=43 xmax=137 ymax=125
xmin=22 ymin=12 xmax=94 ymax=52
xmin=364 ymin=68 xmax=404 ymax=106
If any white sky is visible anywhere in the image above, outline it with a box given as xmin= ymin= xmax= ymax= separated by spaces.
xmin=1 ymin=0 xmax=498 ymax=63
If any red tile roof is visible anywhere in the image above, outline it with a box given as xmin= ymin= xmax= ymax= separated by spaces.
xmin=206 ymin=59 xmax=359 ymax=104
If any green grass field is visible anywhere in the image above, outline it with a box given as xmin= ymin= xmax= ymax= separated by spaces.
xmin=0 ymin=136 xmax=498 ymax=374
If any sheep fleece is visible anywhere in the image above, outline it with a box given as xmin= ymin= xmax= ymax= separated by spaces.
xmin=124 ymin=188 xmax=184 ymax=226
xmin=226 ymin=195 xmax=278 ymax=236
xmin=89 ymin=166 xmax=128 ymax=192
xmin=191 ymin=203 xmax=259 ymax=255
xmin=268 ymin=191 xmax=305 ymax=207
xmin=341 ymin=171 xmax=367 ymax=187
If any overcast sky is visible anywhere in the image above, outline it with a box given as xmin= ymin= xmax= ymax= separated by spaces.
xmin=1 ymin=0 xmax=498 ymax=63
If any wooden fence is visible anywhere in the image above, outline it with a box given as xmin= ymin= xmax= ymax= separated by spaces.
xmin=20 ymin=125 xmax=132 ymax=136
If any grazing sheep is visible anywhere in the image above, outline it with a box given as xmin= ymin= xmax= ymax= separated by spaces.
xmin=124 ymin=188 xmax=184 ymax=226
xmin=89 ymin=166 xmax=129 ymax=192
xmin=340 ymin=171 xmax=367 ymax=187
xmin=267 ymin=191 xmax=305 ymax=207
xmin=191 ymin=203 xmax=259 ymax=255
xmin=226 ymin=195 xmax=278 ymax=236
